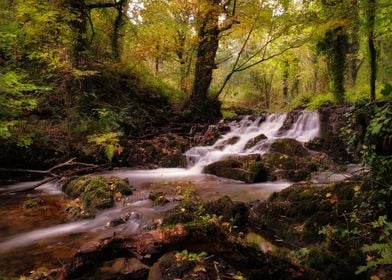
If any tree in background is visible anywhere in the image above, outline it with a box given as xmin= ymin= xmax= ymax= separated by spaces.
xmin=185 ymin=0 xmax=238 ymax=121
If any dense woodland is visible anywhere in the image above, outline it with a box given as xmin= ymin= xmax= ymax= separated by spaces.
xmin=0 ymin=0 xmax=392 ymax=279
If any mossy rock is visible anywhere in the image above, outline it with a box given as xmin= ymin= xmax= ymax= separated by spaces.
xmin=62 ymin=175 xmax=132 ymax=217
xmin=203 ymin=156 xmax=268 ymax=183
xmin=203 ymin=195 xmax=249 ymax=226
xmin=149 ymin=191 xmax=169 ymax=206
xmin=244 ymin=133 xmax=268 ymax=150
xmin=109 ymin=177 xmax=133 ymax=195
xmin=63 ymin=176 xmax=93 ymax=198
xmin=261 ymin=152 xmax=317 ymax=181
xmin=269 ymin=138 xmax=310 ymax=157
xmin=81 ymin=178 xmax=114 ymax=215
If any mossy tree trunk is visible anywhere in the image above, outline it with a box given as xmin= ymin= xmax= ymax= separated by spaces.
xmin=63 ymin=0 xmax=89 ymax=65
xmin=318 ymin=26 xmax=349 ymax=103
xmin=186 ymin=0 xmax=222 ymax=121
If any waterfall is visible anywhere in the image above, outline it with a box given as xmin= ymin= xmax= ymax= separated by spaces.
xmin=185 ymin=111 xmax=320 ymax=172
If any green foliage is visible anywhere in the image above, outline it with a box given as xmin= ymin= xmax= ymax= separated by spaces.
xmin=306 ymin=92 xmax=335 ymax=109
xmin=380 ymin=83 xmax=392 ymax=99
xmin=288 ymin=92 xmax=335 ymax=110
xmin=175 ymin=250 xmax=209 ymax=263
xmin=0 ymin=71 xmax=48 ymax=146
xmin=357 ymin=216 xmax=392 ymax=273
xmin=343 ymin=102 xmax=392 ymax=182
xmin=87 ymin=132 xmax=123 ymax=163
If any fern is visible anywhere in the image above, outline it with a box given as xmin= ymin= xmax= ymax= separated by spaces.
xmin=357 ymin=216 xmax=392 ymax=274
xmin=88 ymin=132 xmax=123 ymax=163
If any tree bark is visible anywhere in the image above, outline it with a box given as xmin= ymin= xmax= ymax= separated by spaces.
xmin=63 ymin=0 xmax=88 ymax=64
xmin=111 ymin=0 xmax=127 ymax=61
xmin=282 ymin=60 xmax=289 ymax=105
xmin=187 ymin=0 xmax=222 ymax=121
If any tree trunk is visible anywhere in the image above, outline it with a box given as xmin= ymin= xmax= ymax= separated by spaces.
xmin=367 ymin=0 xmax=377 ymax=101
xmin=282 ymin=60 xmax=289 ymax=105
xmin=186 ymin=0 xmax=222 ymax=121
xmin=311 ymin=56 xmax=318 ymax=94
xmin=111 ymin=0 xmax=126 ymax=61
xmin=63 ymin=0 xmax=88 ymax=65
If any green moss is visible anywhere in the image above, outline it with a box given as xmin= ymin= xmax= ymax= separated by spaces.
xmin=306 ymin=247 xmax=353 ymax=280
xmin=61 ymin=175 xmax=132 ymax=217
xmin=81 ymin=177 xmax=114 ymax=214
xmin=63 ymin=176 xmax=92 ymax=198
xmin=149 ymin=191 xmax=169 ymax=206
xmin=23 ymin=198 xmax=44 ymax=208
xmin=109 ymin=177 xmax=133 ymax=195
xmin=204 ymin=157 xmax=268 ymax=183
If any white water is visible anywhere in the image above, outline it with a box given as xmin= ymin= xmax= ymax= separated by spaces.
xmin=186 ymin=111 xmax=320 ymax=172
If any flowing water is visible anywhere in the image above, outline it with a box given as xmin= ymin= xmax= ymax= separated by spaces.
xmin=186 ymin=111 xmax=320 ymax=171
xmin=0 ymin=111 xmax=323 ymax=276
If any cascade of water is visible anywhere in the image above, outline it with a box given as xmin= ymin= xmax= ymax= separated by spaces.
xmin=186 ymin=111 xmax=320 ymax=171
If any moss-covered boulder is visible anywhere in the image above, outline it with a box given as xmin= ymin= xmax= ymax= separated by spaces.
xmin=203 ymin=195 xmax=249 ymax=226
xmin=81 ymin=177 xmax=114 ymax=214
xmin=249 ymin=180 xmax=361 ymax=245
xmin=269 ymin=138 xmax=310 ymax=157
xmin=261 ymin=152 xmax=318 ymax=181
xmin=109 ymin=177 xmax=133 ymax=195
xmin=62 ymin=176 xmax=132 ymax=216
xmin=203 ymin=155 xmax=268 ymax=183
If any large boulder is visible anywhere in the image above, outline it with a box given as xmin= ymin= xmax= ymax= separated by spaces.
xmin=63 ymin=176 xmax=132 ymax=217
xmin=261 ymin=152 xmax=317 ymax=182
xmin=203 ymin=155 xmax=268 ymax=183
xmin=269 ymin=138 xmax=309 ymax=157
xmin=313 ymin=106 xmax=353 ymax=163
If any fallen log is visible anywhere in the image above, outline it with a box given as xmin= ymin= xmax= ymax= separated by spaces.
xmin=0 ymin=159 xmax=107 ymax=193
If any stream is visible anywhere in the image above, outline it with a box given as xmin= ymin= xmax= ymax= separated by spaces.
xmin=0 ymin=111 xmax=357 ymax=277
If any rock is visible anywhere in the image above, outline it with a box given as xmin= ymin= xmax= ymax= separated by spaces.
xmin=81 ymin=177 xmax=114 ymax=215
xmin=203 ymin=195 xmax=249 ymax=226
xmin=244 ymin=133 xmax=267 ymax=150
xmin=62 ymin=175 xmax=132 ymax=217
xmin=203 ymin=155 xmax=268 ymax=183
xmin=99 ymin=258 xmax=149 ymax=280
xmin=314 ymin=106 xmax=353 ymax=163
xmin=249 ymin=180 xmax=360 ymax=245
xmin=269 ymin=138 xmax=310 ymax=157
xmin=261 ymin=152 xmax=317 ymax=182
xmin=215 ymin=136 xmax=241 ymax=150
xmin=109 ymin=177 xmax=133 ymax=195
xmin=149 ymin=191 xmax=170 ymax=206
xmin=305 ymin=137 xmax=352 ymax=163
xmin=277 ymin=110 xmax=302 ymax=133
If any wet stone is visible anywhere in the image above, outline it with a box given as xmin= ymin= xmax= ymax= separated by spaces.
xmin=99 ymin=258 xmax=149 ymax=280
